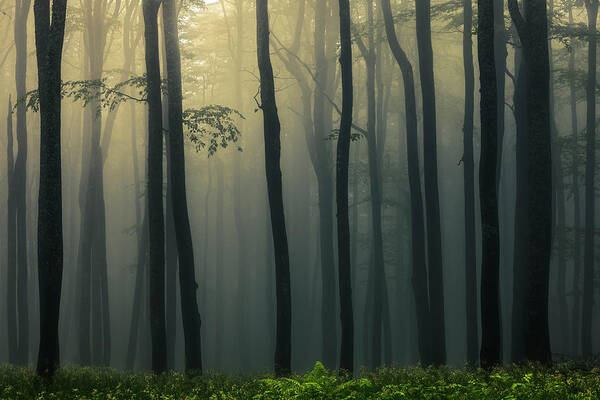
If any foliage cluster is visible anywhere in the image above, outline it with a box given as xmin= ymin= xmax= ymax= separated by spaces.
xmin=2 ymin=362 xmax=600 ymax=399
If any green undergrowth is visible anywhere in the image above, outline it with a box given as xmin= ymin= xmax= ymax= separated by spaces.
xmin=2 ymin=361 xmax=600 ymax=399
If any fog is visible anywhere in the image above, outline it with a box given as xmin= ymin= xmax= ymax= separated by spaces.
xmin=0 ymin=0 xmax=597 ymax=375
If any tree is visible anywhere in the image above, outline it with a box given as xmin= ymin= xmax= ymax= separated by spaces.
xmin=380 ymin=0 xmax=431 ymax=365
xmin=568 ymin=0 xmax=582 ymax=356
xmin=354 ymin=0 xmax=388 ymax=368
xmin=478 ymin=0 xmax=501 ymax=369
xmin=162 ymin=0 xmax=203 ymax=374
xmin=6 ymin=96 xmax=17 ymax=364
xmin=581 ymin=0 xmax=598 ymax=359
xmin=462 ymin=0 xmax=478 ymax=367
xmin=13 ymin=0 xmax=32 ymax=366
xmin=313 ymin=0 xmax=338 ymax=369
xmin=336 ymin=0 xmax=354 ymax=375
xmin=508 ymin=0 xmax=553 ymax=364
xmin=415 ymin=0 xmax=446 ymax=365
xmin=33 ymin=0 xmax=67 ymax=379
xmin=142 ymin=0 xmax=167 ymax=374
xmin=256 ymin=0 xmax=292 ymax=376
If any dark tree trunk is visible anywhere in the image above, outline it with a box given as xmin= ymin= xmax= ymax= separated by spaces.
xmin=313 ymin=0 xmax=337 ymax=369
xmin=33 ymin=0 xmax=67 ymax=379
xmin=568 ymin=3 xmax=581 ymax=355
xmin=415 ymin=0 xmax=446 ymax=365
xmin=126 ymin=214 xmax=148 ymax=370
xmin=494 ymin=0 xmax=507 ymax=187
xmin=6 ymin=96 xmax=17 ymax=365
xmin=508 ymin=0 xmax=553 ymax=364
xmin=143 ymin=0 xmax=167 ymax=374
xmin=478 ymin=0 xmax=501 ymax=368
xmin=380 ymin=0 xmax=431 ymax=365
xmin=162 ymin=0 xmax=203 ymax=373
xmin=581 ymin=0 xmax=598 ymax=359
xmin=336 ymin=0 xmax=354 ymax=375
xmin=256 ymin=0 xmax=292 ymax=376
xmin=160 ymin=11 xmax=178 ymax=371
xmin=548 ymin=0 xmax=568 ymax=354
xmin=14 ymin=0 xmax=32 ymax=366
xmin=463 ymin=0 xmax=478 ymax=367
xmin=355 ymin=0 xmax=385 ymax=368
xmin=510 ymin=31 xmax=528 ymax=364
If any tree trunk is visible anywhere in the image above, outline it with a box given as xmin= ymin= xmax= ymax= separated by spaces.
xmin=568 ymin=3 xmax=581 ymax=356
xmin=256 ymin=0 xmax=292 ymax=376
xmin=215 ymin=158 xmax=224 ymax=368
xmin=510 ymin=30 xmax=528 ymax=363
xmin=581 ymin=0 xmax=598 ymax=359
xmin=463 ymin=0 xmax=478 ymax=367
xmin=478 ymin=0 xmax=501 ymax=368
xmin=548 ymin=0 xmax=568 ymax=354
xmin=14 ymin=0 xmax=32 ymax=366
xmin=33 ymin=0 xmax=67 ymax=379
xmin=6 ymin=96 xmax=17 ymax=365
xmin=380 ymin=0 xmax=431 ymax=365
xmin=415 ymin=0 xmax=446 ymax=365
xmin=336 ymin=0 xmax=354 ymax=374
xmin=162 ymin=0 xmax=204 ymax=373
xmin=508 ymin=0 xmax=553 ymax=364
xmin=313 ymin=0 xmax=337 ymax=369
xmin=143 ymin=0 xmax=167 ymax=374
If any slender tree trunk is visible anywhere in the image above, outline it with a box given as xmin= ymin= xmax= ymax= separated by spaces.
xmin=581 ymin=0 xmax=598 ymax=359
xmin=162 ymin=0 xmax=204 ymax=373
xmin=126 ymin=186 xmax=147 ymax=369
xmin=256 ymin=0 xmax=292 ymax=376
xmin=463 ymin=0 xmax=478 ymax=367
xmin=380 ymin=0 xmax=431 ymax=365
xmin=478 ymin=0 xmax=501 ymax=368
xmin=510 ymin=30 xmax=528 ymax=363
xmin=143 ymin=0 xmax=167 ymax=374
xmin=494 ymin=0 xmax=506 ymax=187
xmin=33 ymin=0 xmax=67 ymax=379
xmin=568 ymin=3 xmax=581 ymax=355
xmin=230 ymin=0 xmax=249 ymax=370
xmin=548 ymin=0 xmax=568 ymax=354
xmin=508 ymin=0 xmax=553 ymax=364
xmin=6 ymin=96 xmax=17 ymax=365
xmin=415 ymin=0 xmax=446 ymax=365
xmin=215 ymin=158 xmax=224 ymax=369
xmin=313 ymin=0 xmax=337 ymax=369
xmin=336 ymin=0 xmax=354 ymax=374
xmin=14 ymin=0 xmax=32 ymax=366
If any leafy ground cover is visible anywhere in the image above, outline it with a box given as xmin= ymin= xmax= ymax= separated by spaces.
xmin=1 ymin=362 xmax=600 ymax=399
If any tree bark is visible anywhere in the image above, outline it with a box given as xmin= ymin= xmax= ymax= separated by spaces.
xmin=415 ymin=0 xmax=446 ymax=365
xmin=463 ymin=0 xmax=478 ymax=367
xmin=336 ymin=0 xmax=354 ymax=374
xmin=14 ymin=0 xmax=32 ymax=366
xmin=143 ymin=0 xmax=167 ymax=374
xmin=508 ymin=0 xmax=553 ymax=364
xmin=256 ymin=0 xmax=292 ymax=376
xmin=33 ymin=0 xmax=67 ymax=379
xmin=162 ymin=0 xmax=203 ymax=373
xmin=478 ymin=0 xmax=501 ymax=368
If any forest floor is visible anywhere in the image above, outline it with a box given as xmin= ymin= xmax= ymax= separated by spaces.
xmin=1 ymin=361 xmax=600 ymax=399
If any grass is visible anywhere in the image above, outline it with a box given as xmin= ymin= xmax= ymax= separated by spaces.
xmin=2 ymin=362 xmax=600 ymax=399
